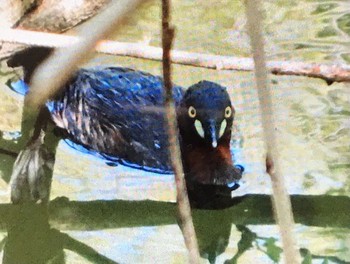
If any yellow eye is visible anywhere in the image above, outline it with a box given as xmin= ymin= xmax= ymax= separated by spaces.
xmin=224 ymin=106 xmax=232 ymax=118
xmin=188 ymin=106 xmax=196 ymax=118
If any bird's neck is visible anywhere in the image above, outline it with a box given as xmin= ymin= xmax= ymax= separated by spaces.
xmin=180 ymin=139 xmax=233 ymax=184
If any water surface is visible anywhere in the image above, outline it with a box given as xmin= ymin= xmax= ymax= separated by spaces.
xmin=0 ymin=0 xmax=349 ymax=263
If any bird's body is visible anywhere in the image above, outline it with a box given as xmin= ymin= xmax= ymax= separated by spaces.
xmin=48 ymin=67 xmax=183 ymax=173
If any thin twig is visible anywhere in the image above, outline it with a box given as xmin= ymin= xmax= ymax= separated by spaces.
xmin=1 ymin=28 xmax=350 ymax=84
xmin=244 ymin=0 xmax=301 ymax=263
xmin=161 ymin=0 xmax=200 ymax=263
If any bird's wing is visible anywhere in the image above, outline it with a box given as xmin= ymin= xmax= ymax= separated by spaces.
xmin=48 ymin=67 xmax=184 ymax=173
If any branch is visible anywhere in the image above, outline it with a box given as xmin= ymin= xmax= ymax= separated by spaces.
xmin=2 ymin=28 xmax=350 ymax=84
xmin=244 ymin=0 xmax=300 ymax=263
xmin=161 ymin=0 xmax=200 ymax=263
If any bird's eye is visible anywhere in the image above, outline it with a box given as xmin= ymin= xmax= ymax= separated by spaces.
xmin=188 ymin=106 xmax=196 ymax=118
xmin=224 ymin=106 xmax=232 ymax=118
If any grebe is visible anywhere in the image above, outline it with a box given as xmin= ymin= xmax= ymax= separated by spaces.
xmin=8 ymin=47 xmax=244 ymax=206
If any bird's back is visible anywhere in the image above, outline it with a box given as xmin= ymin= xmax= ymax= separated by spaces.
xmin=48 ymin=66 xmax=185 ymax=173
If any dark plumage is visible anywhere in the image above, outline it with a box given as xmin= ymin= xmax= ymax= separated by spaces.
xmin=48 ymin=66 xmax=183 ymax=174
xmin=8 ymin=47 xmax=243 ymax=200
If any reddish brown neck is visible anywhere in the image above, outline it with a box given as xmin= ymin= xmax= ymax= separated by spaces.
xmin=181 ymin=142 xmax=233 ymax=185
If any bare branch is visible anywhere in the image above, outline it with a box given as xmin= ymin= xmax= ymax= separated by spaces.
xmin=244 ymin=0 xmax=301 ymax=263
xmin=2 ymin=28 xmax=350 ymax=84
xmin=161 ymin=0 xmax=200 ymax=263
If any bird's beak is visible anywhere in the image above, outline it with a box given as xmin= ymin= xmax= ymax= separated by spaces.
xmin=208 ymin=121 xmax=218 ymax=148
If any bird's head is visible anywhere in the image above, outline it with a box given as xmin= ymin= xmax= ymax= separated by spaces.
xmin=178 ymin=80 xmax=234 ymax=148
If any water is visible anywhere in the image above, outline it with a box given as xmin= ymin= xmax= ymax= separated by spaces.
xmin=0 ymin=0 xmax=349 ymax=263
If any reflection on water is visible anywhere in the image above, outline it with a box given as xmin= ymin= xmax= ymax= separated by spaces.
xmin=3 ymin=205 xmax=63 ymax=264
xmin=0 ymin=196 xmax=348 ymax=263
xmin=0 ymin=0 xmax=349 ymax=263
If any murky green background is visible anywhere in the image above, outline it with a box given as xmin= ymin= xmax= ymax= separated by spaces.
xmin=0 ymin=0 xmax=349 ymax=263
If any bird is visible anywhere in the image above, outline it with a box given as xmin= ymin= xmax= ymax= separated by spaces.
xmin=7 ymin=47 xmax=243 ymax=205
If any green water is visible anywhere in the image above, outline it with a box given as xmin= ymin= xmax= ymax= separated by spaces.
xmin=0 ymin=0 xmax=349 ymax=263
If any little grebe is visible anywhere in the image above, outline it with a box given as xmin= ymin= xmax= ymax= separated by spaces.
xmin=8 ymin=47 xmax=244 ymax=204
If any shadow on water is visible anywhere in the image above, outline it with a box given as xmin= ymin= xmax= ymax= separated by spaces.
xmin=0 ymin=194 xmax=349 ymax=263
xmin=3 ymin=205 xmax=64 ymax=264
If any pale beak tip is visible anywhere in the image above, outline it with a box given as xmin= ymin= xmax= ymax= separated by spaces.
xmin=212 ymin=140 xmax=218 ymax=148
